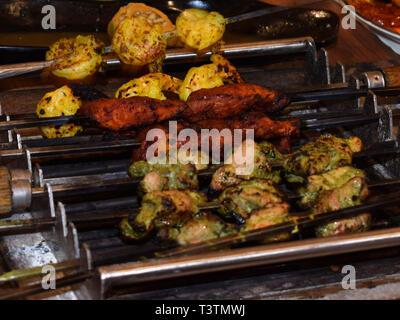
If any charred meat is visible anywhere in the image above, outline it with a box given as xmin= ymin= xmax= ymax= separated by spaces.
xmin=79 ymin=96 xmax=187 ymax=131
xmin=120 ymin=190 xmax=207 ymax=241
xmin=183 ymin=83 xmax=290 ymax=122
xmin=129 ymin=160 xmax=199 ymax=194
xmin=159 ymin=211 xmax=237 ymax=245
xmin=209 ymin=140 xmax=282 ymax=196
xmin=284 ymin=135 xmax=362 ymax=183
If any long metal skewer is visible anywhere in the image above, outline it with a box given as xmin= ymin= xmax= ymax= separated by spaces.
xmin=0 ymin=109 xmax=383 ymax=134
xmin=0 ymin=38 xmax=312 ymax=80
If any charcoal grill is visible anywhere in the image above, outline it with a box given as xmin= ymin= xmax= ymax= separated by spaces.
xmin=2 ymin=35 xmax=400 ymax=300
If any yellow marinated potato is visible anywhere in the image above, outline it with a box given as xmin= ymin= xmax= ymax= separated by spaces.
xmin=178 ymin=54 xmax=243 ymax=101
xmin=115 ymin=73 xmax=182 ymax=100
xmin=176 ymin=8 xmax=226 ymax=50
xmin=36 ymin=85 xmax=83 ymax=139
xmin=108 ymin=3 xmax=175 ymax=37
xmin=111 ymin=16 xmax=167 ymax=66
xmin=46 ymin=35 xmax=104 ymax=80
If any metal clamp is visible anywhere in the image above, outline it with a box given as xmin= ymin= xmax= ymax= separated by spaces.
xmin=363 ymin=71 xmax=386 ymax=89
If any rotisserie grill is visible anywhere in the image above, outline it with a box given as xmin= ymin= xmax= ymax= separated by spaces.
xmin=2 ymin=1 xmax=400 ymax=301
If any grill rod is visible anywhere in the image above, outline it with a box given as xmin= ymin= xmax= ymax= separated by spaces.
xmin=0 ymin=139 xmax=139 ymax=160
xmin=0 ymin=37 xmax=315 ymax=80
xmin=2 ymin=189 xmax=400 ymax=293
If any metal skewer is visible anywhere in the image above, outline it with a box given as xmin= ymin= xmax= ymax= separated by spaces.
xmin=0 ymin=108 xmax=383 ymax=134
xmin=0 ymin=38 xmax=314 ymax=80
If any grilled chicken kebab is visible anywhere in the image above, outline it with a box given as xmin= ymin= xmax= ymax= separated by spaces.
xmin=79 ymin=83 xmax=289 ymax=131
xmin=120 ymin=135 xmax=370 ymax=245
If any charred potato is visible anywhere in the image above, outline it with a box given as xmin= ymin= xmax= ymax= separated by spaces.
xmin=179 ymin=54 xmax=243 ymax=101
xmin=116 ymin=72 xmax=182 ymax=100
xmin=36 ymin=85 xmax=83 ymax=138
xmin=176 ymin=8 xmax=226 ymax=50
xmin=111 ymin=16 xmax=167 ymax=66
xmin=107 ymin=2 xmax=178 ymax=47
xmin=46 ymin=35 xmax=104 ymax=80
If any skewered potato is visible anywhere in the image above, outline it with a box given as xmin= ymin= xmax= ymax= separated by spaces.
xmin=108 ymin=3 xmax=175 ymax=38
xmin=111 ymin=16 xmax=167 ymax=67
xmin=176 ymin=8 xmax=226 ymax=50
xmin=115 ymin=73 xmax=182 ymax=100
xmin=36 ymin=85 xmax=83 ymax=139
xmin=179 ymin=54 xmax=243 ymax=101
xmin=46 ymin=35 xmax=104 ymax=80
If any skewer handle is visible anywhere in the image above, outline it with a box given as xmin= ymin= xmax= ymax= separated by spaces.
xmin=0 ymin=61 xmax=52 ymax=80
xmin=0 ymin=167 xmax=31 ymax=215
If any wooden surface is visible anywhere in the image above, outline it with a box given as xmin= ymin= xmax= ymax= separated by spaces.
xmin=260 ymin=0 xmax=400 ymax=64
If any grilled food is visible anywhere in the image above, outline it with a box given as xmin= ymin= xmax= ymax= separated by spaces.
xmin=192 ymin=113 xmax=300 ymax=141
xmin=131 ymin=115 xmax=298 ymax=162
xmin=218 ymin=179 xmax=291 ymax=241
xmin=175 ymin=8 xmax=226 ymax=50
xmin=284 ymin=135 xmax=363 ymax=183
xmin=312 ymin=174 xmax=371 ymax=237
xmin=298 ymin=166 xmax=367 ymax=209
xmin=218 ymin=179 xmax=284 ymax=222
xmin=159 ymin=211 xmax=237 ymax=245
xmin=312 ymin=174 xmax=369 ymax=215
xmin=297 ymin=165 xmax=370 ymax=238
xmin=37 ymin=85 xmax=83 ymax=138
xmin=183 ymin=83 xmax=290 ymax=121
xmin=108 ymin=3 xmax=175 ymax=39
xmin=46 ymin=35 xmax=104 ymax=80
xmin=120 ymin=190 xmax=207 ymax=240
xmin=115 ymin=73 xmax=182 ymax=100
xmin=111 ymin=16 xmax=167 ymax=67
xmin=178 ymin=54 xmax=243 ymax=101
xmin=81 ymin=83 xmax=289 ymax=131
xmin=79 ymin=96 xmax=187 ymax=131
xmin=209 ymin=140 xmax=282 ymax=196
xmin=128 ymin=160 xmax=199 ymax=194
xmin=315 ymin=213 xmax=372 ymax=238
